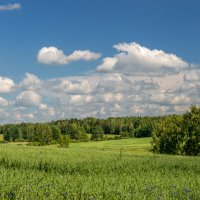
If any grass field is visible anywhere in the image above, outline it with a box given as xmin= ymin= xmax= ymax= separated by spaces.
xmin=0 ymin=138 xmax=199 ymax=199
xmin=0 ymin=134 xmax=3 ymax=141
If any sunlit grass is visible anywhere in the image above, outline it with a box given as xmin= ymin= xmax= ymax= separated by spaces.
xmin=0 ymin=134 xmax=3 ymax=141
xmin=0 ymin=138 xmax=199 ymax=199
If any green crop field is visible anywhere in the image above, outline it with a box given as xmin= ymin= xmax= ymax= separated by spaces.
xmin=0 ymin=138 xmax=199 ymax=199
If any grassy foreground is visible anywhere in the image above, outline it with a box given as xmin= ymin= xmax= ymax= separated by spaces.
xmin=0 ymin=138 xmax=199 ymax=199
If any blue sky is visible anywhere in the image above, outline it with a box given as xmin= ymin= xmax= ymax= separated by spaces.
xmin=0 ymin=0 xmax=200 ymax=123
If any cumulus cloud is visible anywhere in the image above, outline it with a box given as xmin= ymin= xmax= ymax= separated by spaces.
xmin=16 ymin=90 xmax=42 ymax=107
xmin=0 ymin=71 xmax=199 ymax=123
xmin=57 ymin=79 xmax=92 ymax=94
xmin=0 ymin=3 xmax=21 ymax=11
xmin=19 ymin=73 xmax=42 ymax=89
xmin=97 ymin=42 xmax=189 ymax=76
xmin=0 ymin=77 xmax=15 ymax=93
xmin=37 ymin=47 xmax=101 ymax=65
xmin=1 ymin=42 xmax=199 ymax=123
xmin=184 ymin=69 xmax=200 ymax=82
xmin=0 ymin=97 xmax=8 ymax=106
xmin=37 ymin=47 xmax=67 ymax=65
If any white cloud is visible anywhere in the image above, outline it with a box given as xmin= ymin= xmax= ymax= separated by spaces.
xmin=0 ymin=3 xmax=21 ymax=11
xmin=39 ymin=104 xmax=48 ymax=110
xmin=1 ymin=42 xmax=200 ymax=123
xmin=184 ymin=69 xmax=200 ymax=82
xmin=46 ymin=107 xmax=56 ymax=117
xmin=16 ymin=90 xmax=42 ymax=107
xmin=0 ymin=73 xmax=196 ymax=123
xmin=67 ymin=50 xmax=101 ymax=62
xmin=57 ymin=79 xmax=92 ymax=94
xmin=4 ymin=71 xmax=195 ymax=122
xmin=19 ymin=73 xmax=42 ymax=90
xmin=0 ymin=77 xmax=15 ymax=93
xmin=37 ymin=47 xmax=101 ymax=65
xmin=0 ymin=97 xmax=8 ymax=106
xmin=96 ymin=57 xmax=118 ymax=72
xmin=172 ymin=95 xmax=191 ymax=105
xmin=101 ymin=93 xmax=123 ymax=103
xmin=15 ymin=113 xmax=34 ymax=121
xmin=97 ymin=42 xmax=189 ymax=76
xmin=37 ymin=47 xmax=67 ymax=65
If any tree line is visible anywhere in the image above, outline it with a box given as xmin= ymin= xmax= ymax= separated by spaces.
xmin=0 ymin=116 xmax=159 ymax=144
xmin=0 ymin=106 xmax=199 ymax=156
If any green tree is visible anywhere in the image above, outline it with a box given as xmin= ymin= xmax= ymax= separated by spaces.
xmin=181 ymin=105 xmax=200 ymax=155
xmin=91 ymin=125 xmax=104 ymax=140
xmin=15 ymin=128 xmax=23 ymax=142
xmin=152 ymin=106 xmax=200 ymax=156
xmin=51 ymin=125 xmax=62 ymax=142
xmin=41 ymin=124 xmax=53 ymax=145
xmin=152 ymin=115 xmax=182 ymax=154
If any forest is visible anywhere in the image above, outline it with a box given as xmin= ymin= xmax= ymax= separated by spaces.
xmin=0 ymin=116 xmax=158 ymax=143
xmin=0 ymin=105 xmax=200 ymax=156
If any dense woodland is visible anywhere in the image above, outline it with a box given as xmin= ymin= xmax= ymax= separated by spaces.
xmin=0 ymin=116 xmax=159 ymax=144
xmin=0 ymin=105 xmax=200 ymax=156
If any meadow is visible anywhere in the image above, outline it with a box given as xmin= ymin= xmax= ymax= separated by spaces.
xmin=0 ymin=138 xmax=199 ymax=199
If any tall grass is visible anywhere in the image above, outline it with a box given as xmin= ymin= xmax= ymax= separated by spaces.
xmin=0 ymin=139 xmax=199 ymax=199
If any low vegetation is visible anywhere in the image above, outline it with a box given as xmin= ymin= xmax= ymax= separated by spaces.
xmin=0 ymin=139 xmax=199 ymax=199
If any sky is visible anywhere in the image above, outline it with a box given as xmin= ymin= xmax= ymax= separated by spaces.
xmin=0 ymin=0 xmax=200 ymax=124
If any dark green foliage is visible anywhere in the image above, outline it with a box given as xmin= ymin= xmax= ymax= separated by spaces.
xmin=51 ymin=125 xmax=62 ymax=142
xmin=91 ymin=125 xmax=104 ymax=140
xmin=152 ymin=115 xmax=182 ymax=154
xmin=0 ymin=140 xmax=9 ymax=144
xmin=0 ymin=114 xmax=166 ymax=144
xmin=68 ymin=123 xmax=84 ymax=140
xmin=134 ymin=121 xmax=153 ymax=138
xmin=120 ymin=131 xmax=130 ymax=138
xmin=26 ymin=142 xmax=44 ymax=146
xmin=181 ymin=106 xmax=200 ymax=155
xmin=152 ymin=106 xmax=200 ymax=156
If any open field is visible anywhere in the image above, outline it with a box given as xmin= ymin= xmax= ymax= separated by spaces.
xmin=0 ymin=138 xmax=199 ymax=199
xmin=0 ymin=134 xmax=3 ymax=141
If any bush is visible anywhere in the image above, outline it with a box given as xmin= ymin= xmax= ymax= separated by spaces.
xmin=114 ymin=135 xmax=121 ymax=140
xmin=79 ymin=132 xmax=89 ymax=142
xmin=58 ymin=135 xmax=70 ymax=148
xmin=26 ymin=142 xmax=43 ymax=146
xmin=120 ymin=131 xmax=130 ymax=138
xmin=51 ymin=140 xmax=59 ymax=145
xmin=69 ymin=139 xmax=80 ymax=143
xmin=0 ymin=140 xmax=9 ymax=144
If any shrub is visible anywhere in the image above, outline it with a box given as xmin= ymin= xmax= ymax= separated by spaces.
xmin=120 ymin=131 xmax=130 ymax=138
xmin=0 ymin=140 xmax=9 ymax=144
xmin=58 ymin=135 xmax=70 ymax=148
